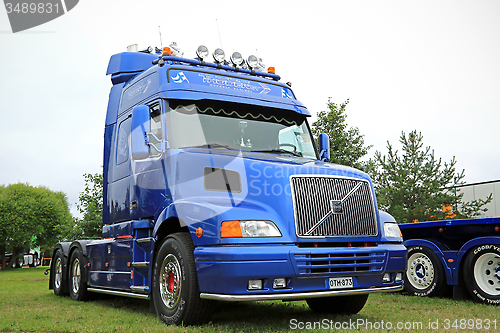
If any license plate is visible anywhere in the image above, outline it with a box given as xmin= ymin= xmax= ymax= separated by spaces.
xmin=328 ymin=277 xmax=353 ymax=289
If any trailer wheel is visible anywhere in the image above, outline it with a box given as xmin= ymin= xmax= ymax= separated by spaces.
xmin=68 ymin=248 xmax=88 ymax=301
xmin=152 ymin=232 xmax=213 ymax=325
xmin=463 ymin=245 xmax=500 ymax=305
xmin=404 ymin=246 xmax=446 ymax=297
xmin=52 ymin=250 xmax=66 ymax=296
xmin=307 ymin=294 xmax=369 ymax=314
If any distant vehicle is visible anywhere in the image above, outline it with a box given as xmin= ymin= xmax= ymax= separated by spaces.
xmin=1 ymin=253 xmax=12 ymax=268
xmin=400 ymin=217 xmax=500 ymax=305
xmin=2 ymin=249 xmax=40 ymax=268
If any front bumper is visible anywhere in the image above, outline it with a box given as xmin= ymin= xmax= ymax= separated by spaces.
xmin=195 ymin=243 xmax=406 ymax=301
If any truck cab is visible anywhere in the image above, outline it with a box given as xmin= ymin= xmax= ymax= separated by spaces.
xmin=50 ymin=43 xmax=407 ymax=325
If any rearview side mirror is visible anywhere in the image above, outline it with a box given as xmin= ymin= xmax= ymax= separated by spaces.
xmin=318 ymin=133 xmax=330 ymax=162
xmin=131 ymin=105 xmax=150 ymax=160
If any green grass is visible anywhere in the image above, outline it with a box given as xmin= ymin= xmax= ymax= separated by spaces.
xmin=0 ymin=267 xmax=498 ymax=332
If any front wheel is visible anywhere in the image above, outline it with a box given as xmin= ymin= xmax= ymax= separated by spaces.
xmin=152 ymin=233 xmax=213 ymax=326
xmin=463 ymin=245 xmax=500 ymax=305
xmin=404 ymin=246 xmax=447 ymax=297
xmin=307 ymin=294 xmax=369 ymax=314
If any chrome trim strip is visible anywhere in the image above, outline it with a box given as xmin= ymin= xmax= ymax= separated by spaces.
xmin=199 ymin=284 xmax=403 ymax=301
xmin=87 ymin=287 xmax=150 ymax=300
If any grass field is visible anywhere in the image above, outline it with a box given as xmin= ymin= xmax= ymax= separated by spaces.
xmin=0 ymin=267 xmax=498 ymax=332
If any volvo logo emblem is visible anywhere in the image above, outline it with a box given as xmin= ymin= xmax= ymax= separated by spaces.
xmin=330 ymin=200 xmax=343 ymax=214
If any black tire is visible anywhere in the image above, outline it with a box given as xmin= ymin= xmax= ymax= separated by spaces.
xmin=152 ymin=232 xmax=213 ymax=325
xmin=307 ymin=294 xmax=369 ymax=314
xmin=404 ymin=245 xmax=447 ymax=297
xmin=68 ymin=248 xmax=88 ymax=301
xmin=52 ymin=250 xmax=66 ymax=296
xmin=463 ymin=244 xmax=500 ymax=305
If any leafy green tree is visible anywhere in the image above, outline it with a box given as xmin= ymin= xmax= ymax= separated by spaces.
xmin=67 ymin=172 xmax=103 ymax=240
xmin=370 ymin=130 xmax=492 ymax=223
xmin=311 ymin=99 xmax=372 ymax=170
xmin=0 ymin=183 xmax=72 ymax=269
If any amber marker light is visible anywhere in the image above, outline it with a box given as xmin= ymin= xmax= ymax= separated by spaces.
xmin=495 ymin=226 xmax=500 ymax=232
xmin=221 ymin=220 xmax=243 ymax=238
xmin=196 ymin=227 xmax=203 ymax=238
xmin=162 ymin=47 xmax=172 ymax=56
xmin=448 ymin=259 xmax=454 ymax=263
xmin=268 ymin=67 xmax=276 ymax=74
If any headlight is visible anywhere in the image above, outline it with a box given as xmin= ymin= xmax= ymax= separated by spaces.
xmin=384 ymin=222 xmax=402 ymax=238
xmin=221 ymin=220 xmax=281 ymax=238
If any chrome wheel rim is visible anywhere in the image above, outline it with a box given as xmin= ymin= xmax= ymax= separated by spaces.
xmin=71 ymin=257 xmax=81 ymax=294
xmin=474 ymin=253 xmax=500 ymax=296
xmin=54 ymin=257 xmax=62 ymax=290
xmin=160 ymin=254 xmax=182 ymax=310
xmin=407 ymin=252 xmax=434 ymax=290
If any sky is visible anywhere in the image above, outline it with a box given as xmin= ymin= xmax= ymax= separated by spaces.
xmin=1 ymin=0 xmax=499 ymax=218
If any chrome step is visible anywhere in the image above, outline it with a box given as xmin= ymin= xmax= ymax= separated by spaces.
xmin=130 ymin=286 xmax=149 ymax=294
xmin=132 ymin=261 xmax=149 ymax=268
xmin=136 ymin=237 xmax=154 ymax=243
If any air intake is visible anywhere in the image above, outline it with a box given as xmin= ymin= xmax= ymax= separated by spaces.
xmin=204 ymin=168 xmax=242 ymax=193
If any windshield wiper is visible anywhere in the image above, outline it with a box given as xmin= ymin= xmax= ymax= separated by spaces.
xmin=180 ymin=143 xmax=237 ymax=150
xmin=253 ymin=149 xmax=303 ymax=157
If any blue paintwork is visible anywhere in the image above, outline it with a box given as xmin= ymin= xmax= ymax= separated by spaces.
xmin=400 ymin=217 xmax=500 ymax=287
xmin=53 ymin=50 xmax=407 ymax=296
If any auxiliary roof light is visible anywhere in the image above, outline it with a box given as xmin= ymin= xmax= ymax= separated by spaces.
xmin=247 ymin=55 xmax=259 ymax=69
xmin=169 ymin=42 xmax=184 ymax=57
xmin=230 ymin=52 xmax=244 ymax=67
xmin=213 ymin=48 xmax=225 ymax=63
xmin=196 ymin=45 xmax=209 ymax=60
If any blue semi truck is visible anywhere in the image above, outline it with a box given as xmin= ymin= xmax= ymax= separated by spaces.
xmin=400 ymin=217 xmax=500 ymax=305
xmin=49 ymin=43 xmax=407 ymax=325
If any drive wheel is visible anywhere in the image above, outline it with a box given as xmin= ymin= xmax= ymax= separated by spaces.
xmin=404 ymin=246 xmax=447 ymax=297
xmin=152 ymin=232 xmax=213 ymax=325
xmin=307 ymin=294 xmax=369 ymax=314
xmin=52 ymin=250 xmax=66 ymax=296
xmin=463 ymin=245 xmax=500 ymax=305
xmin=68 ymin=248 xmax=88 ymax=301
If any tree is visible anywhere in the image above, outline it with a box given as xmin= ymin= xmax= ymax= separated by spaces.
xmin=311 ymin=99 xmax=372 ymax=170
xmin=370 ymin=130 xmax=492 ymax=223
xmin=0 ymin=183 xmax=73 ymax=269
xmin=67 ymin=172 xmax=103 ymax=240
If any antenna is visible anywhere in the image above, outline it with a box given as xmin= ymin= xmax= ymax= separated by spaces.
xmin=158 ymin=26 xmax=163 ymax=48
xmin=215 ymin=19 xmax=224 ymax=49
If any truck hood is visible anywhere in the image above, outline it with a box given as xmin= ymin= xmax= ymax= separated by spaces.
xmin=166 ymin=148 xmax=378 ymax=244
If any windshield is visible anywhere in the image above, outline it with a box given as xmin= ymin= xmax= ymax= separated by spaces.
xmin=165 ymin=99 xmax=317 ymax=159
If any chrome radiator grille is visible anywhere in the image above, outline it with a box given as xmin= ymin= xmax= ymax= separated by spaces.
xmin=291 ymin=176 xmax=378 ymax=237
